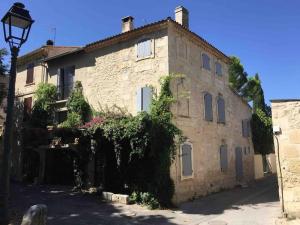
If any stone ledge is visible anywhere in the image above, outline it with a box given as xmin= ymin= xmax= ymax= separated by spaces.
xmin=102 ymin=192 xmax=129 ymax=204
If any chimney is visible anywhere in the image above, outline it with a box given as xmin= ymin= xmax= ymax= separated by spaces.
xmin=175 ymin=6 xmax=189 ymax=28
xmin=122 ymin=16 xmax=134 ymax=33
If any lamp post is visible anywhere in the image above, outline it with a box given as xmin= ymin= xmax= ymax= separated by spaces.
xmin=0 ymin=3 xmax=33 ymax=224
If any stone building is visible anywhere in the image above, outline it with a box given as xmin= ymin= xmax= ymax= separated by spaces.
xmin=15 ymin=6 xmax=254 ymax=204
xmin=271 ymin=99 xmax=300 ymax=219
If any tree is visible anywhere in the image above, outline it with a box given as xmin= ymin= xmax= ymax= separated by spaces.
xmin=228 ymin=56 xmax=248 ymax=95
xmin=0 ymin=48 xmax=8 ymax=75
xmin=0 ymin=48 xmax=8 ymax=104
xmin=243 ymin=74 xmax=266 ymax=112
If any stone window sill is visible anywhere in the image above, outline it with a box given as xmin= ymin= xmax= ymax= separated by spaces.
xmin=25 ymin=82 xmax=35 ymax=87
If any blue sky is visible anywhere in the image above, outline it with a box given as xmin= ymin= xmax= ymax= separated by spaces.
xmin=1 ymin=0 xmax=299 ymax=103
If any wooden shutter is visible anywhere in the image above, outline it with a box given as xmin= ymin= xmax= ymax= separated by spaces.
xmin=23 ymin=97 xmax=32 ymax=121
xmin=217 ymin=97 xmax=225 ymax=123
xmin=242 ymin=120 xmax=246 ymax=137
xmin=220 ymin=145 xmax=228 ymax=172
xmin=246 ymin=120 xmax=251 ymax=137
xmin=182 ymin=143 xmax=193 ymax=177
xmin=204 ymin=93 xmax=213 ymax=121
xmin=216 ymin=62 xmax=222 ymax=76
xmin=26 ymin=63 xmax=34 ymax=84
xmin=202 ymin=53 xmax=210 ymax=70
xmin=142 ymin=87 xmax=152 ymax=113
xmin=64 ymin=66 xmax=75 ymax=98
xmin=136 ymin=88 xmax=142 ymax=112
xmin=57 ymin=68 xmax=64 ymax=99
xmin=137 ymin=39 xmax=151 ymax=58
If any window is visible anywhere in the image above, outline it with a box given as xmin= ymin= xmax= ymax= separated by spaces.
xmin=202 ymin=53 xmax=210 ymax=70
xmin=23 ymin=97 xmax=32 ymax=121
xmin=217 ymin=96 xmax=225 ymax=123
xmin=204 ymin=92 xmax=213 ymax=121
xmin=26 ymin=63 xmax=34 ymax=84
xmin=136 ymin=86 xmax=152 ymax=113
xmin=216 ymin=62 xmax=222 ymax=76
xmin=57 ymin=66 xmax=75 ymax=100
xmin=220 ymin=145 xmax=228 ymax=172
xmin=137 ymin=39 xmax=152 ymax=59
xmin=242 ymin=119 xmax=251 ymax=137
xmin=181 ymin=143 xmax=193 ymax=177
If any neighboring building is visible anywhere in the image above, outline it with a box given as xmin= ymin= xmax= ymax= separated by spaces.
xmin=271 ymin=99 xmax=300 ymax=219
xmin=14 ymin=6 xmax=254 ymax=204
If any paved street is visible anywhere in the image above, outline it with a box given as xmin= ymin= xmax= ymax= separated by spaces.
xmin=9 ymin=175 xmax=280 ymax=225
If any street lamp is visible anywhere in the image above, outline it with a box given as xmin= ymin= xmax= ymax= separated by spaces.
xmin=0 ymin=2 xmax=34 ymax=224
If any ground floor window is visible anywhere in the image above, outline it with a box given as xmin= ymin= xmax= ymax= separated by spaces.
xmin=181 ymin=142 xmax=193 ymax=178
xmin=220 ymin=145 xmax=228 ymax=172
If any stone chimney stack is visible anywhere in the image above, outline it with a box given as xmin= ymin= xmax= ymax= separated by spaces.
xmin=122 ymin=16 xmax=134 ymax=33
xmin=175 ymin=6 xmax=189 ymax=28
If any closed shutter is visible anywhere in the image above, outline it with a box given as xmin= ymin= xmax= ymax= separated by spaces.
xmin=182 ymin=143 xmax=193 ymax=177
xmin=57 ymin=68 xmax=64 ymax=99
xmin=64 ymin=66 xmax=75 ymax=98
xmin=242 ymin=119 xmax=250 ymax=137
xmin=216 ymin=62 xmax=222 ymax=76
xmin=137 ymin=39 xmax=151 ymax=58
xmin=220 ymin=145 xmax=228 ymax=172
xmin=23 ymin=97 xmax=32 ymax=121
xmin=204 ymin=93 xmax=213 ymax=121
xmin=202 ymin=53 xmax=210 ymax=70
xmin=217 ymin=97 xmax=225 ymax=123
xmin=246 ymin=120 xmax=251 ymax=137
xmin=136 ymin=88 xmax=142 ymax=112
xmin=142 ymin=87 xmax=152 ymax=113
xmin=242 ymin=120 xmax=246 ymax=137
xmin=26 ymin=63 xmax=34 ymax=84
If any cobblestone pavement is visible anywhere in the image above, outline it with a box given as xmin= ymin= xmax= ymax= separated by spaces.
xmin=9 ymin=175 xmax=280 ymax=225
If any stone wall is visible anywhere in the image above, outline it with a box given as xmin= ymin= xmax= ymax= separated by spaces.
xmin=168 ymin=24 xmax=254 ymax=204
xmin=271 ymin=100 xmax=300 ymax=218
xmin=46 ymin=28 xmax=169 ymax=114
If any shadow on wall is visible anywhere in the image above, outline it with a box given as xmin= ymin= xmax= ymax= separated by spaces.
xmin=9 ymin=181 xmax=177 ymax=225
xmin=179 ymin=175 xmax=279 ymax=215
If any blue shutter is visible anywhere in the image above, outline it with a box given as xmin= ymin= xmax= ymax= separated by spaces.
xmin=137 ymin=39 xmax=151 ymax=58
xmin=182 ymin=144 xmax=193 ymax=177
xmin=136 ymin=88 xmax=142 ymax=112
xmin=204 ymin=93 xmax=213 ymax=121
xmin=142 ymin=87 xmax=152 ymax=113
xmin=217 ymin=97 xmax=225 ymax=123
xmin=220 ymin=145 xmax=228 ymax=172
xmin=202 ymin=53 xmax=210 ymax=70
xmin=216 ymin=62 xmax=222 ymax=76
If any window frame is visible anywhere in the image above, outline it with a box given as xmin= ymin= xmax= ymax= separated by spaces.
xmin=136 ymin=38 xmax=155 ymax=61
xmin=180 ymin=142 xmax=194 ymax=180
xmin=202 ymin=53 xmax=211 ymax=71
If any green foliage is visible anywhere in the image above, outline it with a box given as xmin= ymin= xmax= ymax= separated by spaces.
xmin=59 ymin=112 xmax=82 ymax=128
xmin=251 ymin=108 xmax=274 ymax=155
xmin=81 ymin=74 xmax=182 ymax=206
xmin=0 ymin=48 xmax=8 ymax=75
xmin=30 ymin=83 xmax=57 ymax=127
xmin=66 ymin=81 xmax=91 ymax=122
xmin=228 ymin=56 xmax=248 ymax=95
xmin=129 ymin=192 xmax=160 ymax=209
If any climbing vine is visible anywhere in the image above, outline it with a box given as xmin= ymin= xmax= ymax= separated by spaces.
xmin=79 ymin=74 xmax=183 ymax=207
